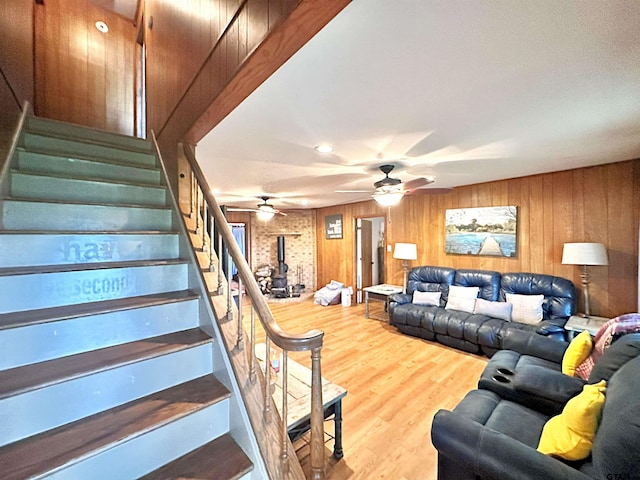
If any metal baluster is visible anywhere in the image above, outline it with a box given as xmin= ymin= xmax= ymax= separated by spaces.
xmin=236 ymin=277 xmax=244 ymax=348
xmin=250 ymin=306 xmax=257 ymax=383
xmin=264 ymin=337 xmax=271 ymax=418
xmin=281 ymin=350 xmax=289 ymax=471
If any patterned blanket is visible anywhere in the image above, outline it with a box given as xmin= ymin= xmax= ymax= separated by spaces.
xmin=576 ymin=313 xmax=640 ymax=380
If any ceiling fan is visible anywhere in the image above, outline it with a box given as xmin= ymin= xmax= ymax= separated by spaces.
xmin=225 ymin=196 xmax=287 ymax=220
xmin=337 ymin=164 xmax=448 ymax=206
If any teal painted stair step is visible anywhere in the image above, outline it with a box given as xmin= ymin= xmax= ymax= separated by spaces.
xmin=25 ymin=116 xmax=153 ymax=153
xmin=2 ymin=199 xmax=174 ymax=231
xmin=15 ymin=149 xmax=163 ymax=185
xmin=21 ymin=132 xmax=157 ymax=167
xmin=10 ymin=171 xmax=169 ymax=206
xmin=0 ymin=259 xmax=189 ymax=313
xmin=0 ymin=231 xmax=180 ymax=268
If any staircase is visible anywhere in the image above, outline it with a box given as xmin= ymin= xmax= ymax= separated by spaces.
xmin=0 ymin=117 xmax=266 ymax=478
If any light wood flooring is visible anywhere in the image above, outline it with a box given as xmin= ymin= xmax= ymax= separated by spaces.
xmin=248 ymin=298 xmax=488 ymax=480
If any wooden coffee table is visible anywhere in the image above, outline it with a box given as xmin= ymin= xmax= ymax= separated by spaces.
xmin=255 ymin=343 xmax=347 ymax=459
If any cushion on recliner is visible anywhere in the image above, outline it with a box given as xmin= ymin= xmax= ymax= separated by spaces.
xmin=537 ymin=380 xmax=606 ymax=461
xmin=474 ymin=298 xmax=512 ymax=321
xmin=407 ymin=266 xmax=456 ymax=307
xmin=453 ymin=389 xmax=548 ymax=449
xmin=453 ymin=269 xmax=501 ymax=301
xmin=562 ymin=330 xmax=593 ymax=376
xmin=412 ymin=290 xmax=441 ymax=306
xmin=500 ymin=272 xmax=576 ymax=320
xmin=506 ymin=293 xmax=544 ymax=324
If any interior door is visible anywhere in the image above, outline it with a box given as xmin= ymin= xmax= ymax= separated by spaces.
xmin=361 ymin=219 xmax=373 ymax=289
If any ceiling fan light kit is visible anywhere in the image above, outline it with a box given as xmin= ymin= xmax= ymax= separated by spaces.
xmin=226 ymin=196 xmax=285 ymax=220
xmin=256 ymin=210 xmax=276 ymax=221
xmin=373 ymin=190 xmax=404 ymax=206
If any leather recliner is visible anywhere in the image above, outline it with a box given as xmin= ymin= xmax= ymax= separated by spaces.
xmin=431 ymin=339 xmax=640 ymax=479
xmin=389 ymin=266 xmax=576 ymax=357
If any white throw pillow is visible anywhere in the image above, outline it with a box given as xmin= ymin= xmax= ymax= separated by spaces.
xmin=448 ymin=285 xmax=480 ymax=298
xmin=445 ymin=286 xmax=480 ymax=313
xmin=412 ymin=291 xmax=441 ymax=306
xmin=474 ymin=298 xmax=513 ymax=321
xmin=506 ymin=293 xmax=544 ymax=324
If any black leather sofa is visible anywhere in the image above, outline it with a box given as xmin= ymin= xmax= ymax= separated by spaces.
xmin=431 ymin=334 xmax=640 ymax=479
xmin=389 ymin=266 xmax=576 ymax=357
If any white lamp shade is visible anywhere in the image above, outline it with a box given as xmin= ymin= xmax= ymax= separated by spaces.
xmin=393 ymin=243 xmax=417 ymax=260
xmin=373 ymin=191 xmax=404 ymax=206
xmin=562 ymin=242 xmax=609 ymax=266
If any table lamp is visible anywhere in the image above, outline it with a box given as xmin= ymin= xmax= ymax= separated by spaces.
xmin=562 ymin=242 xmax=609 ymax=317
xmin=393 ymin=243 xmax=417 ymax=293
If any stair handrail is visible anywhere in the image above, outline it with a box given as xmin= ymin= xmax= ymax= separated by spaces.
xmin=0 ymin=101 xmax=29 ymax=190
xmin=182 ymin=143 xmax=326 ymax=479
xmin=182 ymin=144 xmax=324 ymax=351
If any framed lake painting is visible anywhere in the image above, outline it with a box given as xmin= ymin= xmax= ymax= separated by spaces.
xmin=445 ymin=206 xmax=517 ymax=257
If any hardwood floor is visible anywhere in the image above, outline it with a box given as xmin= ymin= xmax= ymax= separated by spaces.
xmin=250 ymin=298 xmax=488 ymax=479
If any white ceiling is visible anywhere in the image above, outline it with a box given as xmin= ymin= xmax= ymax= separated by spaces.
xmin=196 ymin=0 xmax=640 ymax=211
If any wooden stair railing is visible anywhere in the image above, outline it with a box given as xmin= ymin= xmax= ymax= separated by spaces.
xmin=180 ymin=143 xmax=326 ymax=480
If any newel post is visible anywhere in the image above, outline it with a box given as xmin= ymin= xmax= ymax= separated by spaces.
xmin=310 ymin=346 xmax=325 ymax=480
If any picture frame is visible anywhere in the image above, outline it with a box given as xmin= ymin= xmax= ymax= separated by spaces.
xmin=445 ymin=206 xmax=517 ymax=257
xmin=325 ymin=214 xmax=343 ymax=239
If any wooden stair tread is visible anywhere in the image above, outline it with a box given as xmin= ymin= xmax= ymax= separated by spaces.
xmin=140 ymin=433 xmax=253 ymax=480
xmin=0 ymin=329 xmax=211 ymax=398
xmin=0 ymin=290 xmax=200 ymax=330
xmin=0 ymin=258 xmax=187 ymax=277
xmin=0 ymin=375 xmax=230 ymax=480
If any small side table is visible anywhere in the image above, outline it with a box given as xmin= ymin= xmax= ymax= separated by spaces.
xmin=363 ymin=284 xmax=403 ymax=321
xmin=564 ymin=315 xmax=610 ymax=339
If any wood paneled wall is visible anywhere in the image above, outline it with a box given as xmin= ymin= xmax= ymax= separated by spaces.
xmin=316 ymin=160 xmax=640 ymax=318
xmin=1 ymin=0 xmax=33 ymax=113
xmin=149 ymin=0 xmax=350 ymax=189
xmin=0 ymin=0 xmax=32 ymax=172
xmin=33 ymin=0 xmax=137 ymax=134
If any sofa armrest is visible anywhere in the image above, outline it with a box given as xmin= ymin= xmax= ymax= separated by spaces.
xmin=389 ymin=293 xmax=411 ymax=305
xmin=431 ymin=410 xmax=592 ymax=480
xmin=512 ymin=365 xmax=585 ymax=413
xmin=502 ymin=328 xmax=568 ymax=363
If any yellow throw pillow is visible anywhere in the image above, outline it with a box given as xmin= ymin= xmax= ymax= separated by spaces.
xmin=537 ymin=380 xmax=606 ymax=460
xmin=562 ymin=330 xmax=593 ymax=376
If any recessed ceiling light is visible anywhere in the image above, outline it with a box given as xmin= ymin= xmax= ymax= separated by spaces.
xmin=95 ymin=21 xmax=109 ymax=33
xmin=314 ymin=144 xmax=334 ymax=154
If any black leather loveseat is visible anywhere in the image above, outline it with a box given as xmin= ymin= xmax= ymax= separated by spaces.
xmin=389 ymin=266 xmax=576 ymax=357
xmin=431 ymin=334 xmax=640 ymax=479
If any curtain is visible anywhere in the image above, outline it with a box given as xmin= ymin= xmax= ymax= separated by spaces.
xmin=230 ymin=223 xmax=246 ymax=277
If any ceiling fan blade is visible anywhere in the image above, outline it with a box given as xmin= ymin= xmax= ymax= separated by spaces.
xmin=335 ymin=189 xmax=371 ymax=193
xmin=403 ymin=177 xmax=433 ymax=191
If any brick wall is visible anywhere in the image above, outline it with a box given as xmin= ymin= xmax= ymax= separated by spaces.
xmin=250 ymin=210 xmax=317 ymax=292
